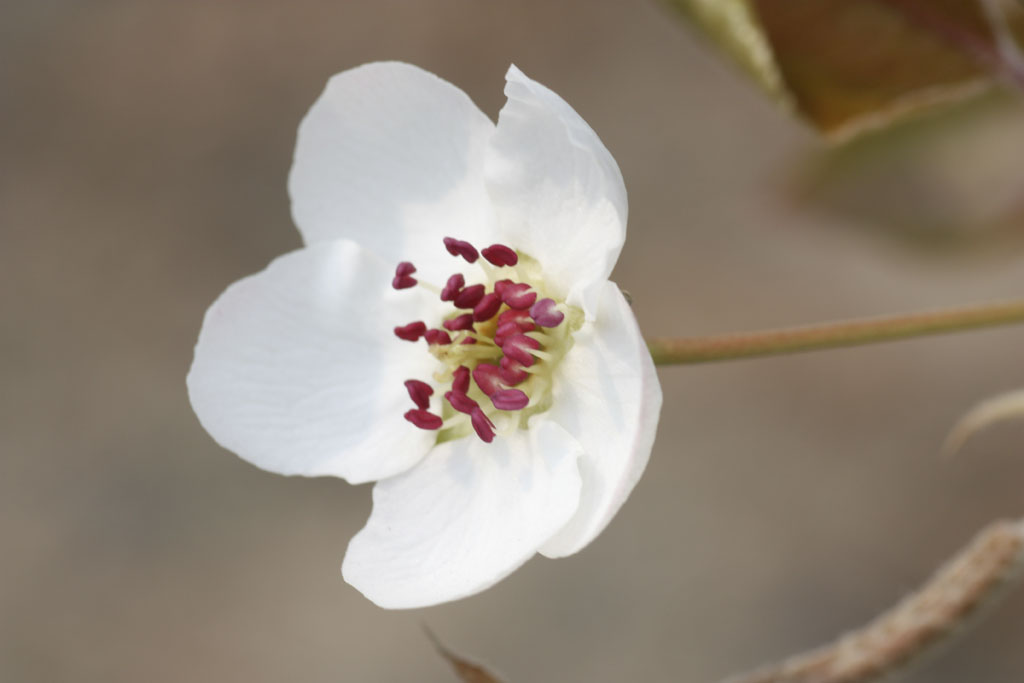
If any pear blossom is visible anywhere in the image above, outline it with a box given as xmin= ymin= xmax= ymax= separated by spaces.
xmin=187 ymin=62 xmax=662 ymax=609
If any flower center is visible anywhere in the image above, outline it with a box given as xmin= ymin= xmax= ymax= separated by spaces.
xmin=392 ymin=237 xmax=582 ymax=443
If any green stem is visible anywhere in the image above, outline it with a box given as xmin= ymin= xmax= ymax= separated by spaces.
xmin=647 ymin=298 xmax=1024 ymax=365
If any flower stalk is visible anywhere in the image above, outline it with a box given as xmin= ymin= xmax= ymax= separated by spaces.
xmin=647 ymin=298 xmax=1024 ymax=366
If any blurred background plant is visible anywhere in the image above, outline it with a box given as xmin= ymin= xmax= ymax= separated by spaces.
xmin=670 ymin=0 xmax=1024 ymax=245
xmin=3 ymin=1 xmax=1024 ymax=682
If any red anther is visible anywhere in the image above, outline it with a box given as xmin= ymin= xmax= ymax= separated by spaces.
xmin=500 ymin=282 xmax=537 ymax=310
xmin=424 ymin=328 xmax=452 ymax=345
xmin=493 ymin=321 xmax=519 ymax=347
xmin=392 ymin=274 xmax=417 ymax=290
xmin=452 ymin=366 xmax=470 ymax=394
xmin=440 ymin=273 xmax=465 ymax=302
xmin=460 ymin=337 xmax=477 ymax=345
xmin=472 ymin=363 xmax=505 ymax=396
xmin=473 ymin=292 xmax=502 ymax=322
xmin=445 ymin=390 xmax=479 ymax=415
xmin=470 ymin=407 xmax=496 ymax=443
xmin=493 ymin=279 xmax=514 ymax=296
xmin=503 ymin=334 xmax=540 ymax=366
xmin=392 ymin=261 xmax=418 ymax=289
xmin=442 ymin=313 xmax=475 ymax=332
xmin=497 ymin=308 xmax=536 ymax=333
xmin=530 ymin=298 xmax=565 ymax=327
xmin=499 ymin=356 xmax=529 ymax=385
xmin=404 ymin=379 xmax=433 ymax=410
xmin=492 ymin=389 xmax=529 ymax=411
xmin=404 ymin=409 xmax=443 ymax=430
xmin=394 ymin=321 xmax=427 ymax=341
xmin=443 ymin=237 xmax=479 ymax=263
xmin=481 ymin=244 xmax=519 ymax=267
xmin=453 ymin=284 xmax=485 ymax=309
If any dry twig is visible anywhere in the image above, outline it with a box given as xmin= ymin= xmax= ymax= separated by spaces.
xmin=423 ymin=625 xmax=504 ymax=683
xmin=723 ymin=519 xmax=1024 ymax=683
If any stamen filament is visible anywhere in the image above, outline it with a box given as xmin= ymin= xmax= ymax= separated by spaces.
xmin=477 ymin=260 xmax=498 ymax=282
xmin=464 ymin=332 xmax=499 ymax=346
xmin=438 ymin=344 xmax=503 ymax=361
xmin=440 ymin=415 xmax=468 ymax=430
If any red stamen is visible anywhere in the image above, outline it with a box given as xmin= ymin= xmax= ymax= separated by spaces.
xmin=445 ymin=390 xmax=479 ymax=415
xmin=481 ymin=244 xmax=519 ymax=267
xmin=492 ymin=389 xmax=529 ymax=411
xmin=530 ymin=298 xmax=565 ymax=327
xmin=443 ymin=237 xmax=479 ymax=263
xmin=396 ymin=240 xmax=569 ymax=444
xmin=470 ymin=408 xmax=496 ymax=443
xmin=493 ymin=321 xmax=521 ymax=347
xmin=498 ymin=308 xmax=536 ymax=333
xmin=392 ymin=275 xmax=417 ymax=289
xmin=394 ymin=321 xmax=427 ymax=341
xmin=404 ymin=409 xmax=443 ymax=430
xmin=424 ymin=328 xmax=452 ymax=345
xmin=472 ymin=292 xmax=502 ymax=322
xmin=502 ymin=334 xmax=540 ymax=366
xmin=452 ymin=366 xmax=470 ymax=394
xmin=500 ymin=282 xmax=536 ymax=310
xmin=493 ymin=279 xmax=514 ymax=297
xmin=391 ymin=261 xmax=417 ymax=289
xmin=499 ymin=356 xmax=529 ymax=385
xmin=404 ymin=379 xmax=433 ymax=410
xmin=453 ymin=284 xmax=485 ymax=309
xmin=442 ymin=313 xmax=475 ymax=332
xmin=440 ymin=273 xmax=465 ymax=302
xmin=472 ymin=363 xmax=505 ymax=396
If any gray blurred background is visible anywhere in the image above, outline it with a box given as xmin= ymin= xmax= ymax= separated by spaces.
xmin=4 ymin=2 xmax=1024 ymax=681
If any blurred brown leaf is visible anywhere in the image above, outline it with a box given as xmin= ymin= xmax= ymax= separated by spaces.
xmin=668 ymin=0 xmax=1024 ymax=141
xmin=424 ymin=627 xmax=505 ymax=683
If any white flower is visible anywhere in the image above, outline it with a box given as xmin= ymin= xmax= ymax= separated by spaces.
xmin=187 ymin=62 xmax=662 ymax=609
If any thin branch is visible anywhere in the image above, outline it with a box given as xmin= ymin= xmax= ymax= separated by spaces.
xmin=647 ymin=298 xmax=1024 ymax=365
xmin=944 ymin=388 xmax=1024 ymax=456
xmin=721 ymin=519 xmax=1024 ymax=683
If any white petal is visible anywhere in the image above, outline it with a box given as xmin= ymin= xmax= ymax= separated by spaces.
xmin=187 ymin=240 xmax=444 ymax=484
xmin=289 ymin=62 xmax=497 ymax=280
xmin=539 ymin=280 xmax=661 ymax=558
xmin=342 ymin=421 xmax=583 ymax=609
xmin=485 ymin=65 xmax=628 ymax=311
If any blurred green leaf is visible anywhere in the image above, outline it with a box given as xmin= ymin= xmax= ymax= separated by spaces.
xmin=668 ymin=0 xmax=1024 ymax=141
